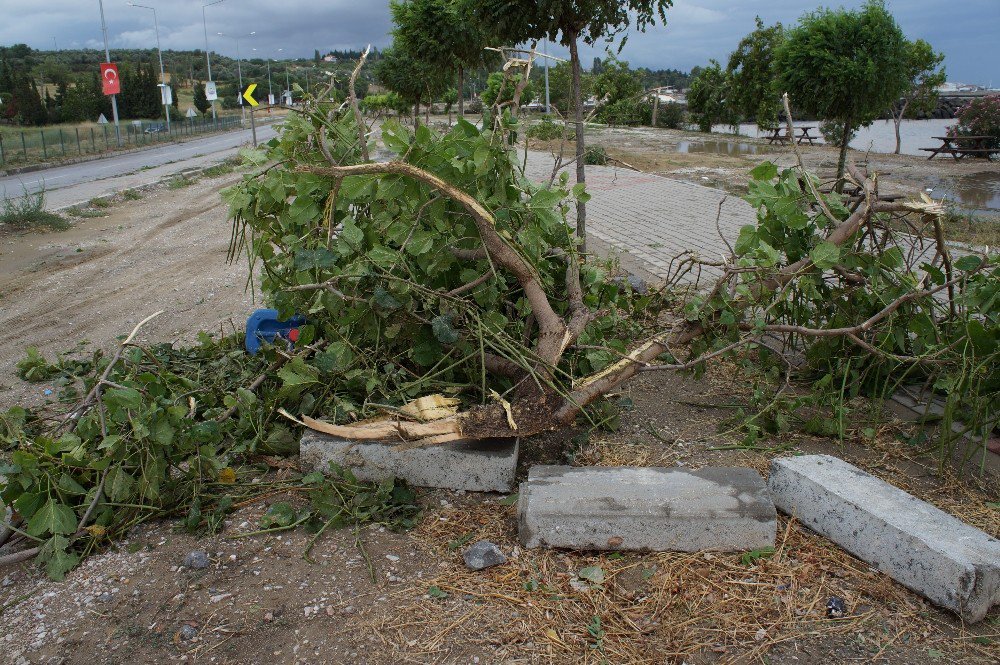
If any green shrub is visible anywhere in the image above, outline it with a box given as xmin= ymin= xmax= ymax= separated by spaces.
xmin=584 ymin=145 xmax=609 ymax=165
xmin=653 ymin=102 xmax=686 ymax=129
xmin=0 ymin=189 xmax=68 ymax=230
xmin=527 ymin=117 xmax=574 ymax=141
xmin=954 ymin=95 xmax=1000 ymax=149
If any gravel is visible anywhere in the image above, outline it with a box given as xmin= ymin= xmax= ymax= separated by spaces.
xmin=462 ymin=541 xmax=507 ymax=571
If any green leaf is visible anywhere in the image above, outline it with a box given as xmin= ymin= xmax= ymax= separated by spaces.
xmin=809 ymin=241 xmax=840 ymax=270
xmin=428 ymin=585 xmax=448 ymax=599
xmin=954 ymin=255 xmax=983 ymax=272
xmin=260 ymin=502 xmax=298 ymax=528
xmin=39 ymin=535 xmax=80 ymax=581
xmin=578 ymin=566 xmax=605 ymax=585
xmin=431 ymin=315 xmax=460 ymax=344
xmin=734 ymin=225 xmax=758 ymax=255
xmin=750 ymin=161 xmax=778 ymax=181
xmin=27 ymin=499 xmax=78 ymax=537
xmin=339 ymin=219 xmax=364 ymax=247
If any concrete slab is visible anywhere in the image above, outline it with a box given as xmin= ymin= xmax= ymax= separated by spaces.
xmin=518 ymin=465 xmax=776 ymax=552
xmin=300 ymin=431 xmax=518 ymax=493
xmin=768 ymin=455 xmax=1000 ymax=623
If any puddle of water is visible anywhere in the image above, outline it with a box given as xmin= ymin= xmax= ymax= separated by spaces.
xmin=924 ymin=171 xmax=1000 ymax=213
xmin=675 ymin=140 xmax=760 ymax=156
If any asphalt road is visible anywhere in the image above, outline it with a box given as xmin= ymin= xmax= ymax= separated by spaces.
xmin=0 ymin=122 xmax=279 ymax=205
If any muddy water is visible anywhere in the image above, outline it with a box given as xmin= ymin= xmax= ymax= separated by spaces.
xmin=924 ymin=171 xmax=1000 ymax=213
xmin=713 ymin=119 xmax=957 ymax=157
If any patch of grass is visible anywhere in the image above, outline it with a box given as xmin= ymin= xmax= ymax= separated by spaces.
xmin=167 ymin=175 xmax=194 ymax=189
xmin=66 ymin=206 xmax=108 ymax=219
xmin=88 ymin=196 xmax=112 ymax=208
xmin=0 ymin=189 xmax=68 ymax=230
xmin=584 ymin=145 xmax=609 ymax=166
xmin=201 ymin=156 xmax=243 ymax=179
xmin=121 ymin=189 xmax=143 ymax=201
xmin=939 ymin=208 xmax=1000 ymax=247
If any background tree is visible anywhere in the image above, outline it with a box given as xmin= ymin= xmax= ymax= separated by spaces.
xmin=374 ymin=46 xmax=449 ymax=126
xmin=472 ymin=0 xmax=674 ymax=250
xmin=482 ymin=71 xmax=535 ymax=109
xmin=776 ymin=0 xmax=909 ymax=181
xmin=726 ymin=17 xmax=784 ymax=130
xmin=891 ymin=39 xmax=945 ymax=154
xmin=442 ymin=87 xmax=458 ymax=123
xmin=540 ymin=61 xmax=592 ymax=117
xmin=193 ymin=81 xmax=211 ymax=114
xmin=592 ymin=57 xmax=647 ymax=126
xmin=687 ymin=60 xmax=735 ymax=132
xmin=393 ymin=0 xmax=496 ymax=118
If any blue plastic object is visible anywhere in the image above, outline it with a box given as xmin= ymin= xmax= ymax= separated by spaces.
xmin=245 ymin=308 xmax=306 ymax=355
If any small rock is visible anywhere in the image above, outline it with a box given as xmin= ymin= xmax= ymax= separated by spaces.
xmin=462 ymin=540 xmax=507 ymax=571
xmin=612 ymin=274 xmax=649 ymax=295
xmin=183 ymin=551 xmax=210 ymax=570
xmin=826 ymin=596 xmax=847 ymax=618
xmin=178 ymin=625 xmax=198 ymax=641
xmin=385 ymin=554 xmax=400 ymax=562
xmin=96 ymin=592 xmax=113 ymax=603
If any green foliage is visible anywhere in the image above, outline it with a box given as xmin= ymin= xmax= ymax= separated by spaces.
xmin=726 ymin=17 xmax=785 ymax=129
xmin=592 ymin=57 xmax=648 ymax=126
xmin=819 ymin=119 xmax=856 ymax=146
xmin=374 ymin=46 xmax=450 ymax=111
xmin=0 ymin=188 xmax=68 ymax=231
xmin=527 ymin=116 xmax=574 ymax=141
xmin=226 ymin=102 xmax=655 ymax=416
xmin=361 ymin=92 xmax=409 ymax=117
xmin=653 ymin=101 xmax=685 ymax=129
xmin=193 ymin=81 xmax=211 ymax=115
xmin=692 ymin=161 xmax=999 ymax=456
xmin=686 ymin=60 xmax=736 ymax=133
xmin=776 ymin=0 xmax=909 ymax=175
xmin=584 ymin=145 xmax=609 ymax=165
xmin=482 ymin=71 xmax=535 ymax=109
xmin=954 ymin=95 xmax=1000 ymax=150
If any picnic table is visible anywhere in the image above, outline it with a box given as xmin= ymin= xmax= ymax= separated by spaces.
xmin=920 ymin=135 xmax=998 ymax=160
xmin=765 ymin=126 xmax=819 ymax=145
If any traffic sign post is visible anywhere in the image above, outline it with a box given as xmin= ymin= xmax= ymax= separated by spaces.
xmin=243 ymin=84 xmax=259 ymax=147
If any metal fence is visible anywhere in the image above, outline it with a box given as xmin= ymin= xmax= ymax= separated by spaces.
xmin=0 ymin=116 xmax=244 ymax=168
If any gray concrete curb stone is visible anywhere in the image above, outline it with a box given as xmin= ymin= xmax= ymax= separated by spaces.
xmin=518 ymin=465 xmax=776 ymax=552
xmin=300 ymin=431 xmax=518 ymax=492
xmin=768 ymin=454 xmax=1000 ymax=623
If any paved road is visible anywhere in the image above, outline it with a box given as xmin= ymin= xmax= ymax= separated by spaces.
xmin=524 ymin=151 xmax=755 ymax=283
xmin=0 ymin=123 xmax=279 ymax=208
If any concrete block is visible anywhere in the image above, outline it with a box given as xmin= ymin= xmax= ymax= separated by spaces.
xmin=300 ymin=431 xmax=518 ymax=493
xmin=768 ymin=455 xmax=1000 ymax=623
xmin=518 ymin=465 xmax=776 ymax=552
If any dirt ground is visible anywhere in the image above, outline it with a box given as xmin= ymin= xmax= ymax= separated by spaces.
xmin=1 ymin=135 xmax=998 ymax=664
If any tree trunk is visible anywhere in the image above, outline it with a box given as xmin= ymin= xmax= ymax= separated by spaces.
xmin=893 ymin=100 xmax=908 ymax=155
xmin=568 ymin=32 xmax=587 ymax=252
xmin=413 ymin=101 xmax=420 ymax=128
xmin=835 ymin=120 xmax=852 ymax=191
xmin=458 ymin=65 xmax=464 ymax=118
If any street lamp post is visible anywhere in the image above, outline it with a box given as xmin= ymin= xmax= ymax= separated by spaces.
xmin=202 ymin=0 xmax=225 ymax=123
xmin=219 ymin=31 xmax=254 ymax=119
xmin=97 ymin=0 xmax=121 ymax=146
xmin=128 ymin=2 xmax=170 ymax=134
xmin=278 ymin=48 xmax=290 ymax=105
xmin=253 ymin=48 xmax=273 ymax=104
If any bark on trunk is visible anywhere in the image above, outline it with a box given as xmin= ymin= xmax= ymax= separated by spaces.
xmin=893 ymin=101 xmax=908 ymax=155
xmin=458 ymin=65 xmax=464 ymax=118
xmin=569 ymin=33 xmax=587 ymax=252
xmin=835 ymin=120 xmax=852 ymax=192
xmin=413 ymin=101 xmax=420 ymax=129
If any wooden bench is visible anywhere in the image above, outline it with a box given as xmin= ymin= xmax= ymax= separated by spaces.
xmin=922 ymin=136 xmax=997 ymax=160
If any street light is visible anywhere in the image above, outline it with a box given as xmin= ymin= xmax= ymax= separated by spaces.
xmin=278 ymin=48 xmax=290 ymax=105
xmin=97 ymin=0 xmax=121 ymax=145
xmin=127 ymin=2 xmax=170 ymax=134
xmin=202 ymin=0 xmax=225 ymax=123
xmin=219 ymin=30 xmax=255 ymax=115
xmin=253 ymin=48 xmax=272 ymax=104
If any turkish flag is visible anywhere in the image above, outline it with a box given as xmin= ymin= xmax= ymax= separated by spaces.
xmin=101 ymin=63 xmax=120 ymax=96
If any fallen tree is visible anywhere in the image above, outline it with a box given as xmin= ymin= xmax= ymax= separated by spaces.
xmin=226 ymin=70 xmax=997 ymax=448
xmin=2 ymin=56 xmax=996 ymax=577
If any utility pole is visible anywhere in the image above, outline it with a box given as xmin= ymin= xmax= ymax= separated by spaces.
xmin=98 ymin=0 xmax=121 ymax=146
xmin=219 ymin=31 xmax=254 ymax=121
xmin=128 ymin=3 xmax=169 ymax=134
xmin=202 ymin=0 xmax=225 ymax=123
xmin=278 ymin=48 xmax=290 ymax=104
xmin=543 ymin=41 xmax=551 ymax=114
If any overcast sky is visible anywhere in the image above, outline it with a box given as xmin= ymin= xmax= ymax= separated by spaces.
xmin=2 ymin=1 xmax=997 ymax=86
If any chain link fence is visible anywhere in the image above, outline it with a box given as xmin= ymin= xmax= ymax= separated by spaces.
xmin=0 ymin=116 xmax=244 ymax=168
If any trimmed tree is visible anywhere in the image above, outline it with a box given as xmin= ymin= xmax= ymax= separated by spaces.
xmin=687 ymin=60 xmax=736 ymax=133
xmin=776 ymin=0 xmax=909 ymax=181
xmin=374 ymin=46 xmax=449 ymax=127
xmin=472 ymin=0 xmax=673 ymax=250
xmin=391 ymin=0 xmax=496 ymax=118
xmin=727 ymin=17 xmax=784 ymax=130
xmin=194 ymin=81 xmax=211 ymax=114
xmin=891 ymin=39 xmax=945 ymax=154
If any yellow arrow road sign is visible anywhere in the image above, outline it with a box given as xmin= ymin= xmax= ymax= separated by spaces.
xmin=242 ymin=83 xmax=259 ymax=107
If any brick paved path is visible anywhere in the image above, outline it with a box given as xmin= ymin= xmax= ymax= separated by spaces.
xmin=524 ymin=151 xmax=757 ymax=283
